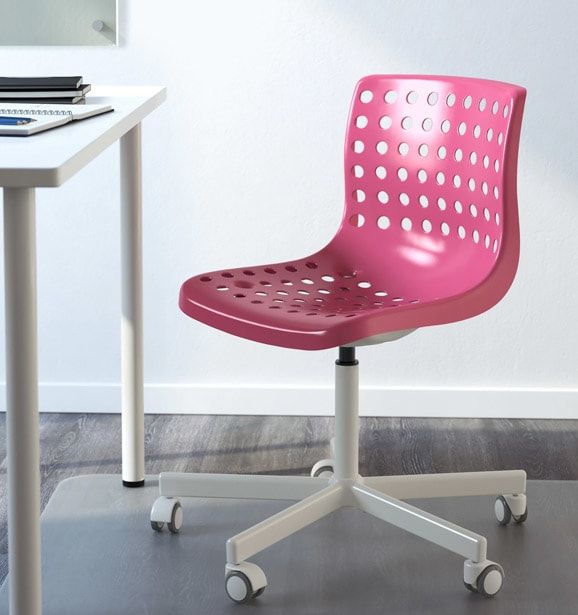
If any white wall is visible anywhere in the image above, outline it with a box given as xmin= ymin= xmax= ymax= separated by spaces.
xmin=1 ymin=0 xmax=577 ymax=417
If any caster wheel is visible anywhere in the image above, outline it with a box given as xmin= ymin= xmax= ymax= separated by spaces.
xmin=464 ymin=559 xmax=504 ymax=598
xmin=494 ymin=496 xmax=512 ymax=525
xmin=150 ymin=497 xmax=183 ymax=533
xmin=495 ymin=495 xmax=527 ymax=525
xmin=475 ymin=564 xmax=505 ymax=597
xmin=225 ymin=562 xmax=267 ymax=604
xmin=514 ymin=506 xmax=528 ymax=524
xmin=311 ymin=458 xmax=335 ymax=478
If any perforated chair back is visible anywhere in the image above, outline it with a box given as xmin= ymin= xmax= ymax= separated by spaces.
xmin=332 ymin=75 xmax=526 ymax=306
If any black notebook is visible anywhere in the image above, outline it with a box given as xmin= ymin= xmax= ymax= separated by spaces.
xmin=0 ymin=76 xmax=83 ymax=91
xmin=0 ymin=96 xmax=85 ymax=104
xmin=0 ymin=84 xmax=91 ymax=99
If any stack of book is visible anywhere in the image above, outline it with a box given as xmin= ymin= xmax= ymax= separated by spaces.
xmin=0 ymin=76 xmax=91 ymax=104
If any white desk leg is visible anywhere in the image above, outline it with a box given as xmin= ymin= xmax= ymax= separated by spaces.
xmin=3 ymin=188 xmax=42 ymax=615
xmin=120 ymin=123 xmax=145 ymax=487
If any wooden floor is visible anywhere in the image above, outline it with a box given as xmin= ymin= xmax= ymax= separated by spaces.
xmin=1 ymin=414 xmax=577 ymax=584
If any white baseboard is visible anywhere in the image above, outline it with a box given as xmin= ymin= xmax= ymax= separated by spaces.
xmin=0 ymin=382 xmax=577 ymax=418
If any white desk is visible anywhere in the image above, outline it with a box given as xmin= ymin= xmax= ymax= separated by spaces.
xmin=0 ymin=86 xmax=166 ymax=615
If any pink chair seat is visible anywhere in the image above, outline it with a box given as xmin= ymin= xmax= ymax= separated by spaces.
xmin=180 ymin=75 xmax=526 ymax=350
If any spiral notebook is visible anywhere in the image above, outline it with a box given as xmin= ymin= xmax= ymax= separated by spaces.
xmin=0 ymin=102 xmax=113 ymax=136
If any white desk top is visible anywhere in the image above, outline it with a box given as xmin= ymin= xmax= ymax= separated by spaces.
xmin=0 ymin=86 xmax=166 ymax=188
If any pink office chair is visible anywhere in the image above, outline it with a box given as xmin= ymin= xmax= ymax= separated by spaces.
xmin=151 ymin=75 xmax=527 ymax=603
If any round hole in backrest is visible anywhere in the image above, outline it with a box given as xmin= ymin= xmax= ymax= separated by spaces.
xmin=437 ymin=197 xmax=447 ymax=210
xmin=458 ymin=121 xmax=467 ymax=136
xmin=384 ymin=90 xmax=398 ymax=103
xmin=406 ymin=90 xmax=418 ymax=104
xmin=427 ymin=92 xmax=439 ymax=105
xmin=458 ymin=225 xmax=466 ymax=239
xmin=463 ymin=95 xmax=473 ymax=109
xmin=200 ymin=276 xmax=211 ymax=282
xmin=419 ymin=194 xmax=429 ymax=208
xmin=417 ymin=169 xmax=427 ymax=183
xmin=446 ymin=93 xmax=456 ymax=107
xmin=478 ymin=97 xmax=487 ymax=111
xmin=352 ymin=165 xmax=364 ymax=178
xmin=349 ymin=213 xmax=365 ymax=228
xmin=377 ymin=215 xmax=390 ymax=230
xmin=422 ymin=219 xmax=432 ymax=233
xmin=360 ymin=89 xmax=373 ymax=103
xmin=438 ymin=146 xmax=447 ymax=159
xmin=352 ymin=140 xmax=364 ymax=153
xmin=441 ymin=119 xmax=451 ymax=133
xmin=441 ymin=222 xmax=450 ymax=236
xmin=264 ymin=267 xmax=276 ymax=274
xmin=358 ymin=281 xmax=371 ymax=289
xmin=285 ymin=265 xmax=297 ymax=272
xmin=376 ymin=141 xmax=388 ymax=154
xmin=397 ymin=167 xmax=408 ymax=181
xmin=380 ymin=115 xmax=392 ymax=129
xmin=401 ymin=116 xmax=412 ymax=130
xmin=398 ymin=142 xmax=409 ymax=156
xmin=356 ymin=115 xmax=368 ymax=128
xmin=418 ymin=143 xmax=429 ymax=157
xmin=375 ymin=166 xmax=387 ymax=179
xmin=377 ymin=190 xmax=389 ymax=204
xmin=353 ymin=189 xmax=366 ymax=203
xmin=422 ymin=118 xmax=433 ymax=131
xmin=454 ymin=200 xmax=463 ymax=214
xmin=401 ymin=217 xmax=412 ymax=231
xmin=399 ymin=192 xmax=410 ymax=206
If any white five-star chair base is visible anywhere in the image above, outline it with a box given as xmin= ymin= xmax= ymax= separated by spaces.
xmin=150 ymin=344 xmax=527 ymax=604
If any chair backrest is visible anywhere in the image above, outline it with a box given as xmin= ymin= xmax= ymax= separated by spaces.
xmin=334 ymin=75 xmax=526 ymax=306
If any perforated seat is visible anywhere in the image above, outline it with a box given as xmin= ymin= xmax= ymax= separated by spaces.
xmin=180 ymin=75 xmax=524 ymax=350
